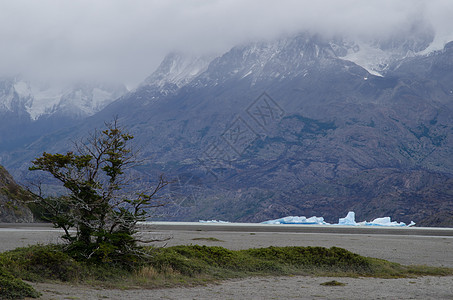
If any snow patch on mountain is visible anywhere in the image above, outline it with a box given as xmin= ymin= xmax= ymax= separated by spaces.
xmin=420 ymin=32 xmax=453 ymax=55
xmin=1 ymin=78 xmax=127 ymax=120
xmin=13 ymin=81 xmax=31 ymax=98
xmin=142 ymin=52 xmax=217 ymax=89
xmin=341 ymin=43 xmax=389 ymax=76
xmin=26 ymin=85 xmax=63 ymax=120
xmin=0 ymin=87 xmax=15 ymax=112
xmin=339 ymin=39 xmax=427 ymax=77
xmin=334 ymin=22 xmax=436 ymax=76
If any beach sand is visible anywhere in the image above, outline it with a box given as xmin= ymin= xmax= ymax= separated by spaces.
xmin=1 ymin=224 xmax=452 ymax=299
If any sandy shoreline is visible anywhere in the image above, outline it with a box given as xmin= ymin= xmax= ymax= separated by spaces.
xmin=31 ymin=275 xmax=453 ymax=300
xmin=1 ymin=224 xmax=452 ymax=299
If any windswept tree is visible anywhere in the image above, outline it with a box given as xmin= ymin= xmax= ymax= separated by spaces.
xmin=29 ymin=119 xmax=169 ymax=263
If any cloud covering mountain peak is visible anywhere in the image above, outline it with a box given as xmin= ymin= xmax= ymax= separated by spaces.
xmin=0 ymin=0 xmax=452 ymax=87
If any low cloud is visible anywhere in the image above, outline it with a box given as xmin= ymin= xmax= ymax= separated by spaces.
xmin=0 ymin=0 xmax=452 ymax=87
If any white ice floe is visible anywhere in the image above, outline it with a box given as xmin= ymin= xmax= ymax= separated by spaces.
xmin=261 ymin=216 xmax=328 ymax=225
xmin=262 ymin=211 xmax=415 ymax=227
xmin=199 ymin=220 xmax=230 ymax=223
xmin=199 ymin=211 xmax=415 ymax=227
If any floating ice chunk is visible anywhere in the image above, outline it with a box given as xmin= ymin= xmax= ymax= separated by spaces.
xmin=199 ymin=220 xmax=230 ymax=223
xmin=338 ymin=211 xmax=357 ymax=226
xmin=262 ymin=216 xmax=328 ymax=225
xmin=370 ymin=216 xmax=391 ymax=224
xmin=336 ymin=212 xmax=415 ymax=227
xmin=261 ymin=211 xmax=415 ymax=227
xmin=366 ymin=216 xmax=412 ymax=227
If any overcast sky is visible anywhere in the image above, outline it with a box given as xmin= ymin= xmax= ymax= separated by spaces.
xmin=1 ymin=0 xmax=452 ymax=88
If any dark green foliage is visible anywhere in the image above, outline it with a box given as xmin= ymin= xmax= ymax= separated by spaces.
xmin=0 ymin=245 xmax=80 ymax=282
xmin=21 ymin=248 xmax=78 ymax=282
xmin=147 ymin=245 xmax=449 ymax=279
xmin=150 ymin=247 xmax=206 ymax=276
xmin=64 ymin=232 xmax=141 ymax=267
xmin=147 ymin=245 xmax=453 ymax=280
xmin=0 ymin=268 xmax=40 ymax=299
xmin=191 ymin=237 xmax=224 ymax=242
xmin=168 ymin=246 xmax=239 ymax=271
xmin=245 ymin=246 xmax=371 ymax=271
xmin=0 ymin=244 xmax=129 ymax=282
xmin=0 ymin=244 xmax=129 ymax=298
xmin=320 ymin=280 xmax=346 ymax=286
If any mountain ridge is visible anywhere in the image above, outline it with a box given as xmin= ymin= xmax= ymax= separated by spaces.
xmin=2 ymin=32 xmax=452 ymax=226
xmin=0 ymin=78 xmax=127 ymax=121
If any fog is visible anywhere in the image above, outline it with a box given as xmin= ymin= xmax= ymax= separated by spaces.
xmin=1 ymin=0 xmax=452 ymax=88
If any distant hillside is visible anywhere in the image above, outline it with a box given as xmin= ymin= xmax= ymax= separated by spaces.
xmin=0 ymin=165 xmax=34 ymax=223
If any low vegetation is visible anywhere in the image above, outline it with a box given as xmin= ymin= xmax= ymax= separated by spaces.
xmin=191 ymin=237 xmax=224 ymax=242
xmin=320 ymin=280 xmax=346 ymax=286
xmin=1 ymin=244 xmax=452 ymax=299
xmin=0 ymin=268 xmax=40 ymax=299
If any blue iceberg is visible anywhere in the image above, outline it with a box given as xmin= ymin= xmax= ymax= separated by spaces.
xmin=262 ymin=211 xmax=415 ymax=227
xmin=198 ymin=220 xmax=230 ymax=223
xmin=261 ymin=215 xmax=328 ymax=225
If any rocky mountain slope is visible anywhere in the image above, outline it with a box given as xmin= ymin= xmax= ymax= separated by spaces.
xmin=0 ymin=165 xmax=33 ymax=223
xmin=2 ymin=32 xmax=453 ymax=226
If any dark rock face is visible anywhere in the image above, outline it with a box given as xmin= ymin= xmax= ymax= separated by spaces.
xmin=101 ymin=35 xmax=452 ymax=226
xmin=3 ymin=33 xmax=453 ymax=226
xmin=0 ymin=166 xmax=34 ymax=223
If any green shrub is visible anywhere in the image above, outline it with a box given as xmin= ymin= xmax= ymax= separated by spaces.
xmin=243 ymin=246 xmax=372 ymax=274
xmin=320 ymin=280 xmax=346 ymax=286
xmin=147 ymin=245 xmax=374 ymax=278
xmin=173 ymin=245 xmax=238 ymax=267
xmin=0 ymin=245 xmax=81 ymax=282
xmin=0 ymin=267 xmax=40 ymax=299
xmin=150 ymin=248 xmax=206 ymax=276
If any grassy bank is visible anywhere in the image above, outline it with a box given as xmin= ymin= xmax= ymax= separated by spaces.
xmin=1 ymin=244 xmax=452 ymax=299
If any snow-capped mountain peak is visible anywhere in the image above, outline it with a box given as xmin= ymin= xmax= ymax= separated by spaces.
xmin=142 ymin=52 xmax=217 ymax=89
xmin=0 ymin=78 xmax=127 ymax=120
xmin=137 ymin=29 xmax=445 ymax=97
